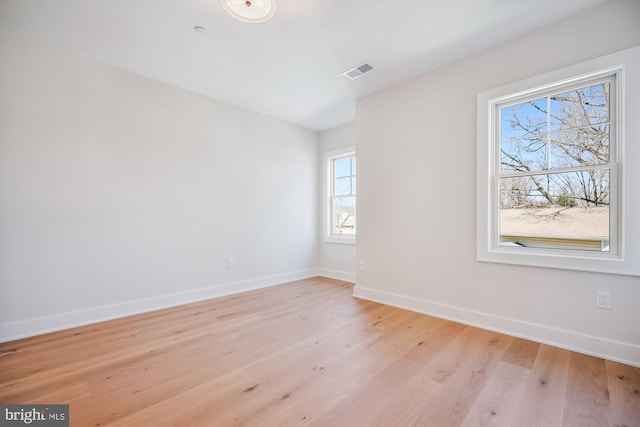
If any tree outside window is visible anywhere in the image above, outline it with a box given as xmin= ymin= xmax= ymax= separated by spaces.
xmin=497 ymin=79 xmax=613 ymax=252
xmin=332 ymin=155 xmax=356 ymax=236
xmin=324 ymin=148 xmax=356 ymax=244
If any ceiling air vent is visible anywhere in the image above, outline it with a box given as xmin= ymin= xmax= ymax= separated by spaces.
xmin=342 ymin=62 xmax=374 ymax=80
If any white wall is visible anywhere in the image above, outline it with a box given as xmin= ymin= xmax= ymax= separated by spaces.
xmin=355 ymin=0 xmax=640 ymax=366
xmin=318 ymin=123 xmax=357 ymax=281
xmin=0 ymin=36 xmax=319 ymax=340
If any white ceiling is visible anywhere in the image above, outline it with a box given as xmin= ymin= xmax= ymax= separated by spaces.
xmin=1 ymin=0 xmax=605 ymax=131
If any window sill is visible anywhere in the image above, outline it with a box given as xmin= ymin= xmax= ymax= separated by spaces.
xmin=324 ymin=235 xmax=356 ymax=245
xmin=477 ymin=245 xmax=637 ymax=276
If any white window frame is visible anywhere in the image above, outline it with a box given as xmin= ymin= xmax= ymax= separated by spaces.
xmin=477 ymin=47 xmax=639 ymax=276
xmin=324 ymin=147 xmax=356 ymax=244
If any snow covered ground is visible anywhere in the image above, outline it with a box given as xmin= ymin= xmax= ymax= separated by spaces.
xmin=500 ymin=206 xmax=609 ymax=239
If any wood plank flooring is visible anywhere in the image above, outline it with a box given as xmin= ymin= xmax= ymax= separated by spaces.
xmin=1 ymin=277 xmax=638 ymax=426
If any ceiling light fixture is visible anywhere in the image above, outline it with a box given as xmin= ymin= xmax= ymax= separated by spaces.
xmin=220 ymin=0 xmax=277 ymax=24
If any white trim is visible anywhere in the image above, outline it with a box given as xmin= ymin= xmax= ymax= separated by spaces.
xmin=324 ymin=235 xmax=356 ymax=245
xmin=353 ymin=285 xmax=640 ymax=368
xmin=477 ymin=47 xmax=639 ymax=276
xmin=324 ymin=146 xmax=356 ymax=244
xmin=317 ymin=268 xmax=356 ymax=283
xmin=0 ymin=269 xmax=319 ymax=343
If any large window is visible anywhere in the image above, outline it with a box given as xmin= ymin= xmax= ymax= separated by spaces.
xmin=477 ymin=48 xmax=639 ymax=276
xmin=325 ymin=147 xmax=356 ymax=243
xmin=498 ymin=77 xmax=614 ymax=252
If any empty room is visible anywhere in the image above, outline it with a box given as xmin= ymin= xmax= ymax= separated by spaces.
xmin=1 ymin=0 xmax=639 ymax=426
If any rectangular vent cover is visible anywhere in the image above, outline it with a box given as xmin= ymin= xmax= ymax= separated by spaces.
xmin=343 ymin=62 xmax=374 ymax=80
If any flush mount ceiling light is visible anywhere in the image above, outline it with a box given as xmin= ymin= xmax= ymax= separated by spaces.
xmin=220 ymin=0 xmax=277 ymax=23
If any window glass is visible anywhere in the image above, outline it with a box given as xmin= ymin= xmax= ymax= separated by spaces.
xmin=335 ymin=157 xmax=353 ymax=178
xmin=499 ymin=170 xmax=610 ymax=251
xmin=550 ymin=83 xmax=609 ymax=130
xmin=500 ymin=138 xmax=547 ymax=173
xmin=497 ymin=80 xmax=612 ymax=252
xmin=334 ymin=196 xmax=356 ymax=235
xmin=550 ymin=126 xmax=609 ymax=168
xmin=326 ymin=150 xmax=356 ymax=242
xmin=501 ymin=97 xmax=548 ymax=140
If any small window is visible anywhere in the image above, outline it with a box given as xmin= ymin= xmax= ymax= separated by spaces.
xmin=325 ymin=148 xmax=356 ymax=243
xmin=477 ymin=48 xmax=639 ymax=276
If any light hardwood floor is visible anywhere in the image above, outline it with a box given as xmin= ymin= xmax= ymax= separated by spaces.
xmin=1 ymin=277 xmax=638 ymax=426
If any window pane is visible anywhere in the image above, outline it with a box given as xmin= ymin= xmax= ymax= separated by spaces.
xmin=501 ymin=98 xmax=547 ymax=140
xmin=550 ymin=83 xmax=609 ymax=131
xmin=335 ymin=177 xmax=352 ymax=196
xmin=335 ymin=157 xmax=353 ymax=178
xmin=327 ymin=151 xmax=356 ymax=239
xmin=500 ymin=138 xmax=547 ymax=173
xmin=549 ymin=124 xmax=609 ymax=168
xmin=333 ymin=196 xmax=356 ymax=235
xmin=499 ymin=170 xmax=609 ymax=251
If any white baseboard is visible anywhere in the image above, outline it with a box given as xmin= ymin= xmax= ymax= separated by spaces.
xmin=353 ymin=285 xmax=640 ymax=368
xmin=316 ymin=268 xmax=356 ymax=283
xmin=0 ymin=269 xmax=319 ymax=343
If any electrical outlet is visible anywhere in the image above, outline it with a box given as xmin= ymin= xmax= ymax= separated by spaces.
xmin=359 ymin=260 xmax=366 ymax=271
xmin=596 ymin=291 xmax=611 ymax=309
xmin=227 ymin=258 xmax=234 ymax=269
